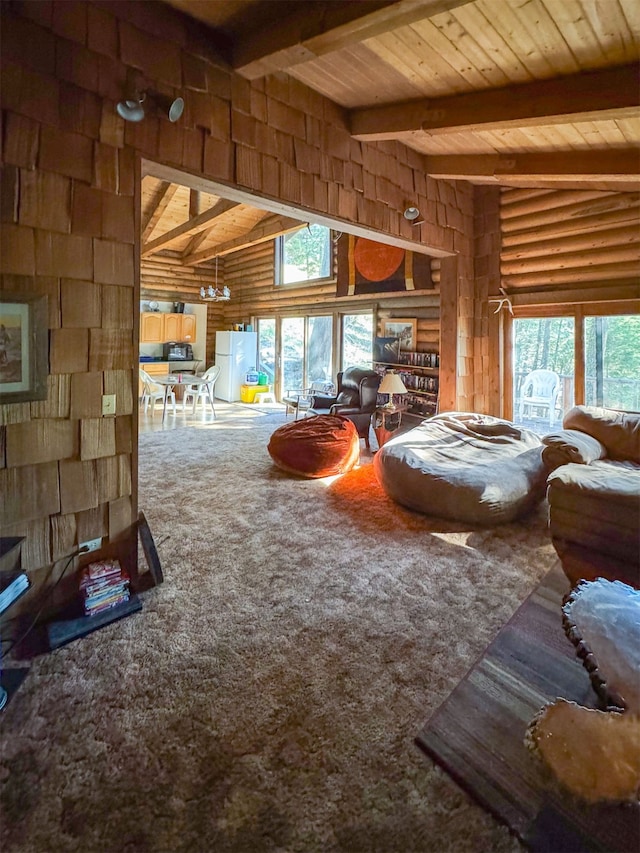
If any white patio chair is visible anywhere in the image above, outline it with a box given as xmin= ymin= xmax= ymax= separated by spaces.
xmin=183 ymin=364 xmax=220 ymax=414
xmin=518 ymin=369 xmax=561 ymax=428
xmin=282 ymin=380 xmax=336 ymax=419
xmin=140 ymin=368 xmax=176 ymax=416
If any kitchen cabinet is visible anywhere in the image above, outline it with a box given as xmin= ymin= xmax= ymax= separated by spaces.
xmin=140 ymin=312 xmax=197 ymax=343
xmin=163 ymin=313 xmax=182 ymax=341
xmin=180 ymin=314 xmax=196 ymax=341
xmin=140 ymin=312 xmax=164 ymax=343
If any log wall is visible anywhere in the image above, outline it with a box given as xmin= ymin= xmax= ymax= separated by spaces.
xmin=0 ymin=0 xmax=474 ymax=605
xmin=222 ymin=240 xmax=442 ymax=357
xmin=500 ymin=188 xmax=640 ymax=305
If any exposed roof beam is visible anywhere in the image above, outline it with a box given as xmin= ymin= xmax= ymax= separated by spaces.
xmin=181 ymin=226 xmax=214 ymax=260
xmin=351 ymin=63 xmax=640 ymax=139
xmin=233 ymin=0 xmax=470 ymax=79
xmin=142 ymin=182 xmax=179 ymax=242
xmin=183 ymin=216 xmax=306 ymax=266
xmin=425 ymin=151 xmax=640 ymax=182
xmin=189 ymin=189 xmax=200 ymax=218
xmin=141 ymin=199 xmax=240 ymax=258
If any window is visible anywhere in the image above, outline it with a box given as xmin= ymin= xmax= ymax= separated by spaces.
xmin=281 ymin=317 xmax=305 ymax=392
xmin=307 ymin=316 xmax=333 ymax=383
xmin=584 ymin=315 xmax=640 ymax=411
xmin=512 ymin=317 xmax=574 ymax=434
xmin=341 ymin=313 xmax=373 ymax=370
xmin=280 ymin=315 xmax=333 ymax=394
xmin=276 ymin=225 xmax=332 ymax=285
xmin=257 ymin=318 xmax=275 ymax=386
xmin=509 ymin=309 xmax=639 ymax=435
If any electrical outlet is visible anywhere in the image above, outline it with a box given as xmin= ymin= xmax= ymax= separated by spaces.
xmin=80 ymin=537 xmax=102 ymax=553
xmin=102 ymin=394 xmax=116 ymax=416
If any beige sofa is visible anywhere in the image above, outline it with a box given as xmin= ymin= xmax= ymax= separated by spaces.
xmin=542 ymin=406 xmax=640 ymax=588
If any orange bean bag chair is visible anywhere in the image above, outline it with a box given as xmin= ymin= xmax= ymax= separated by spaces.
xmin=268 ymin=415 xmax=360 ymax=478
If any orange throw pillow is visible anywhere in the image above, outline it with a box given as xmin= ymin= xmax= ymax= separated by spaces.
xmin=268 ymin=415 xmax=360 ymax=478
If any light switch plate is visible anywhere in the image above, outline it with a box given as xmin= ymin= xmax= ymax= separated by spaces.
xmin=102 ymin=394 xmax=116 ymax=416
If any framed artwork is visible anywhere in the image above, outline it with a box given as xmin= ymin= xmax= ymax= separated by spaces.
xmin=0 ymin=293 xmax=48 ymax=403
xmin=382 ymin=318 xmax=417 ymax=352
xmin=337 ymin=235 xmax=433 ymax=297
xmin=373 ymin=336 xmax=400 ymax=364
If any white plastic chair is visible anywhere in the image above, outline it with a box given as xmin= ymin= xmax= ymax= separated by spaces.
xmin=183 ymin=364 xmax=220 ymax=414
xmin=518 ymin=369 xmax=561 ymax=427
xmin=140 ymin=368 xmax=176 ymax=416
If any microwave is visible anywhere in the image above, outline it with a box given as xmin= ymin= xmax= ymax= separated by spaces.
xmin=163 ymin=342 xmax=193 ymax=361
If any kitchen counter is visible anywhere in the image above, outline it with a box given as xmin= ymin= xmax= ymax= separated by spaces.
xmin=140 ymin=358 xmax=200 ymax=370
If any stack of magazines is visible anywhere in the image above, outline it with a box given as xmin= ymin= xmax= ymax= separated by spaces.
xmin=80 ymin=559 xmax=130 ymax=617
xmin=0 ymin=572 xmax=30 ymax=616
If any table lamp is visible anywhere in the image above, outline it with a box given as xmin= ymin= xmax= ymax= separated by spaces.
xmin=378 ymin=371 xmax=407 ymax=407
xmin=373 ymin=371 xmax=408 ymax=447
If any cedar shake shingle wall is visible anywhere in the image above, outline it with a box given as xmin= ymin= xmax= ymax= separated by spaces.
xmin=0 ymin=0 xmax=475 ymax=590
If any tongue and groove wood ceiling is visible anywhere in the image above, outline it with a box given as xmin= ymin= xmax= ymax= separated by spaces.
xmin=143 ymin=0 xmax=639 ymax=269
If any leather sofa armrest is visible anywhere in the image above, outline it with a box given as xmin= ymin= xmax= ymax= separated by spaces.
xmin=541 ymin=428 xmax=607 ymax=471
xmin=311 ymin=394 xmax=339 ymax=409
xmin=330 ymin=404 xmax=360 ymax=416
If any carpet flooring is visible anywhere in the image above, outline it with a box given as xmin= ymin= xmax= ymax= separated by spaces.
xmin=1 ymin=412 xmax=560 ymax=852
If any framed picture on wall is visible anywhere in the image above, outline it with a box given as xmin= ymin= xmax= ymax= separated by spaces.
xmin=0 ymin=293 xmax=48 ymax=403
xmin=382 ymin=318 xmax=417 ymax=352
xmin=373 ymin=337 xmax=400 ymax=364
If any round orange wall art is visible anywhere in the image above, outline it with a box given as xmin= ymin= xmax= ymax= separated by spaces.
xmin=353 ymin=238 xmax=405 ymax=282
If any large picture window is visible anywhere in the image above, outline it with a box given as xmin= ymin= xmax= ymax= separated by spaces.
xmin=509 ymin=308 xmax=639 ymax=435
xmin=275 ymin=225 xmax=332 ymax=285
xmin=341 ymin=313 xmax=373 ymax=371
xmin=584 ymin=315 xmax=640 ymax=411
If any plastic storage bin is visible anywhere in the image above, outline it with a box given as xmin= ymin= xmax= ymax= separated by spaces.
xmin=240 ymin=384 xmax=270 ymax=403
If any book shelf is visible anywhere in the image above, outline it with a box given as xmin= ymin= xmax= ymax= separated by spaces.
xmin=373 ymin=349 xmax=440 ymax=423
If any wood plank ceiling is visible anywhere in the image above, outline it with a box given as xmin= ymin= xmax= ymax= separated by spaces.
xmin=144 ymin=0 xmax=639 ymax=278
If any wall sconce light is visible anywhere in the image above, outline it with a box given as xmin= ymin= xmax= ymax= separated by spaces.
xmin=403 ymin=206 xmax=424 ymax=225
xmin=150 ymin=91 xmax=185 ymax=123
xmin=116 ymin=78 xmax=184 ymax=123
xmin=117 ymin=94 xmax=146 ymax=123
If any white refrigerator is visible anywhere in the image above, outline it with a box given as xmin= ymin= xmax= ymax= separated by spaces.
xmin=215 ymin=331 xmax=258 ymax=402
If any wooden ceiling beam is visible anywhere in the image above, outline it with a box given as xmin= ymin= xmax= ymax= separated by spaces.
xmin=141 ymin=199 xmax=240 ymax=258
xmin=189 ymin=190 xmax=200 ymax=218
xmin=233 ymin=0 xmax=470 ymax=79
xmin=181 ymin=226 xmax=214 ymax=260
xmin=183 ymin=216 xmax=306 ymax=266
xmin=425 ymin=151 xmax=640 ymax=181
xmin=141 ymin=182 xmax=179 ymax=242
xmin=350 ymin=63 xmax=640 ymax=139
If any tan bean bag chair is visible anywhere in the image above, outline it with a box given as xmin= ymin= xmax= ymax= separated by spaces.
xmin=373 ymin=412 xmax=547 ymax=525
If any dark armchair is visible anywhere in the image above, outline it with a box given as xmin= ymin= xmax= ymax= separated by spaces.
xmin=309 ymin=366 xmax=381 ymax=448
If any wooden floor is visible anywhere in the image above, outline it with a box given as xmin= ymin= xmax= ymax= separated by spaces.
xmin=138 ymin=397 xmax=285 ymax=434
xmin=416 ymin=564 xmax=640 ymax=853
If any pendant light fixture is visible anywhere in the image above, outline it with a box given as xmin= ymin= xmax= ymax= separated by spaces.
xmin=200 ymin=258 xmax=231 ymax=302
